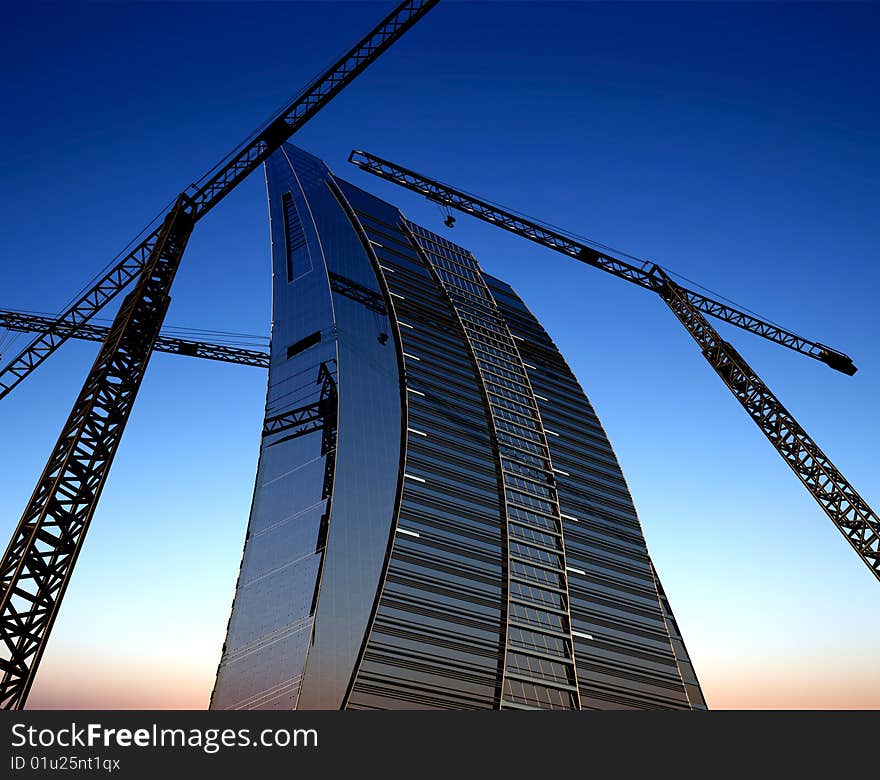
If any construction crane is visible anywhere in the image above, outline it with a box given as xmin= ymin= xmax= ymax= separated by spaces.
xmin=0 ymin=308 xmax=269 ymax=369
xmin=0 ymin=1 xmax=436 ymax=402
xmin=348 ymin=149 xmax=880 ymax=585
xmin=0 ymin=0 xmax=438 ymax=711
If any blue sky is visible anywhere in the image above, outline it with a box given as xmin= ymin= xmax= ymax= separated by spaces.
xmin=1 ymin=1 xmax=878 ymax=708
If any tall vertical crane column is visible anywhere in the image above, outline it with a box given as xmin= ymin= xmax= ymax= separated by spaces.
xmin=654 ymin=270 xmax=880 ymax=581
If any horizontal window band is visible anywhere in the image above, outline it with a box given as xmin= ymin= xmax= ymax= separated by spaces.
xmin=506 ymin=482 xmax=557 ymax=504
xmin=554 ymin=467 xmax=632 ymax=499
xmin=572 ymin=630 xmax=594 ymax=641
xmin=487 ymin=394 xmax=539 ymax=419
xmin=560 ymin=513 xmax=580 ymax=522
xmin=499 ymin=700 xmax=541 ymax=712
xmin=568 ymin=608 xmax=671 ymax=644
xmin=484 ymin=384 xmax=538 ymax=410
xmin=407 ymin=422 xmax=491 ymax=453
xmin=496 ymin=431 xmax=550 ymax=460
xmin=476 ymin=360 xmax=530 ymax=387
xmin=553 ymin=468 xmax=570 ymax=477
xmin=506 ymin=642 xmax=575 ymax=666
xmin=508 ymin=595 xmax=569 ymax=617
xmin=503 ymin=671 xmax=579 ymax=694
xmin=502 ymin=457 xmax=555 ymax=480
xmin=509 ymin=548 xmax=563 ymax=570
xmin=392 ymin=544 xmax=504 ymax=578
xmin=507 ymin=619 xmax=572 ymax=643
xmin=384 ymin=576 xmax=503 ymax=614
xmin=507 ymin=488 xmax=558 ymax=507
xmin=360 ymin=223 xmax=417 ymax=252
xmin=564 ymin=554 xmax=656 ymax=588
xmin=565 ymin=535 xmax=649 ymax=566
xmin=491 ymin=416 xmax=544 ymax=441
xmin=466 ymin=328 xmax=517 ymax=354
xmin=536 ymin=410 xmax=608 ymax=441
xmin=505 ymin=499 xmax=560 ymax=526
xmin=567 ymin=590 xmax=665 ymax=627
xmin=507 ymin=513 xmax=559 ymax=536
xmin=476 ymin=362 xmax=532 ymax=390
xmin=557 ymin=495 xmax=642 ymax=527
xmin=509 ymin=554 xmax=565 ymax=577
xmin=396 ymin=534 xmax=504 ymax=564
xmin=507 ymin=640 xmax=572 ymax=664
xmin=504 ymin=477 xmax=557 ymax=502
xmin=564 ymin=530 xmax=649 ymax=562
xmin=394 ymin=519 xmax=502 ymax=556
xmin=471 ymin=341 xmax=524 ymax=367
xmin=493 ymin=408 xmax=544 ymax=432
xmin=566 ymin=566 xmax=586 ymax=576
xmin=509 ymin=573 xmax=567 ymax=596
xmin=392 ymin=560 xmax=504 ymax=595
xmin=563 ymin=529 xmax=649 ymax=560
xmin=498 ymin=445 xmax=553 ymax=472
xmin=508 ymin=518 xmax=562 ymax=541
xmin=547 ymin=452 xmax=622 ymax=479
xmin=482 ymin=380 xmax=534 ymax=406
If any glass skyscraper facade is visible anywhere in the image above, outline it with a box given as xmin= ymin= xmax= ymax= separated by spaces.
xmin=210 ymin=144 xmax=706 ymax=711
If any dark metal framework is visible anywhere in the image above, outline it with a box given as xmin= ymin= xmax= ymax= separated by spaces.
xmin=0 ymin=0 xmax=438 ymax=710
xmin=0 ymin=233 xmax=163 ymax=400
xmin=655 ymin=271 xmax=880 ymax=582
xmin=348 ymin=150 xmax=856 ymax=375
xmin=0 ymin=0 xmax=438 ymax=403
xmin=348 ymin=149 xmax=880 ymax=584
xmin=262 ymin=361 xmax=338 ymax=449
xmin=0 ymin=198 xmax=194 ymax=710
xmin=328 ymin=272 xmax=388 ymax=315
xmin=259 ymin=359 xmax=338 ymax=556
xmin=0 ymin=309 xmax=269 ymax=369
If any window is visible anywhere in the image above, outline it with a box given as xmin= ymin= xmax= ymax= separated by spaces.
xmin=286 ymin=331 xmax=321 ymax=360
xmin=282 ymin=192 xmax=310 ymax=282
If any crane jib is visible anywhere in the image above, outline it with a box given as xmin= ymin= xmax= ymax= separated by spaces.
xmin=348 ymin=148 xmax=857 ymax=376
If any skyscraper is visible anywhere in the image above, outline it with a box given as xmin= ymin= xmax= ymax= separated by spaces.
xmin=210 ymin=144 xmax=706 ymax=711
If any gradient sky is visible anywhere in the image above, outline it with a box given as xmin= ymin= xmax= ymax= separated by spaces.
xmin=1 ymin=1 xmax=878 ymax=710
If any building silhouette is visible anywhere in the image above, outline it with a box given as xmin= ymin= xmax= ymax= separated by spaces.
xmin=210 ymin=145 xmax=706 ymax=710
